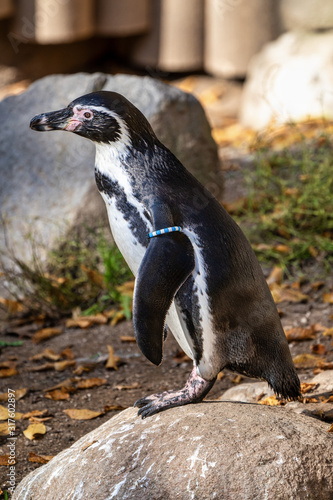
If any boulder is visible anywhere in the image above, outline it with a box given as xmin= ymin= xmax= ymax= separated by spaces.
xmin=240 ymin=31 xmax=333 ymax=130
xmin=0 ymin=72 xmax=219 ymax=262
xmin=280 ymin=0 xmax=333 ymax=31
xmin=13 ymin=403 xmax=333 ymax=499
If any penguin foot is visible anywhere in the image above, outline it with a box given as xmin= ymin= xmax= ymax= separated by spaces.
xmin=134 ymin=367 xmax=216 ymax=419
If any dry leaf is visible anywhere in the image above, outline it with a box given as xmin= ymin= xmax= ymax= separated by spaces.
xmin=323 ymin=395 xmax=333 ymax=403
xmin=30 ymin=362 xmax=54 ymax=372
xmin=0 ymin=388 xmax=27 ymax=402
xmin=0 ymin=455 xmax=15 ymax=465
xmin=67 ymin=313 xmax=108 ymax=329
xmin=73 ymin=364 xmax=95 ymax=375
xmin=328 ymin=423 xmax=333 ymax=433
xmin=311 ymin=281 xmax=325 ymax=291
xmin=45 ymin=389 xmax=70 ymax=401
xmin=63 ymin=408 xmax=103 ymax=420
xmin=28 ymin=451 xmax=54 ymax=464
xmin=110 ymin=311 xmax=126 ymax=326
xmin=66 ymin=318 xmax=92 ymax=329
xmin=0 ymin=367 xmax=18 ymax=378
xmin=0 ymin=297 xmax=25 ymax=313
xmin=0 ymin=405 xmax=23 ymax=421
xmin=105 ymin=345 xmax=120 ymax=370
xmin=54 ymin=360 xmax=76 ymax=372
xmin=81 ymin=265 xmax=105 ymax=286
xmin=23 ymin=423 xmax=46 ymax=440
xmin=32 ymin=327 xmax=63 ymax=344
xmin=259 ymin=396 xmax=284 ymax=406
xmin=317 ymin=361 xmax=333 ymax=371
xmin=120 ymin=336 xmax=136 ymax=343
xmin=104 ymin=404 xmax=127 ymax=412
xmin=323 ymin=293 xmax=333 ymax=304
xmin=311 ymin=344 xmax=326 ymax=355
xmin=284 ymin=326 xmax=316 ymax=342
xmin=232 ymin=375 xmax=243 ymax=384
xmin=267 ymin=266 xmax=283 ymax=286
xmin=30 ymin=348 xmax=61 ymax=362
xmin=76 ymin=378 xmax=107 ymax=389
xmin=22 ymin=410 xmax=48 ymax=420
xmin=302 ymin=397 xmax=319 ymax=404
xmin=115 ymin=382 xmax=140 ymax=390
xmin=300 ymin=383 xmax=318 ymax=394
xmin=217 ymin=372 xmax=225 ymax=381
xmin=271 ymin=284 xmax=309 ymax=304
xmin=44 ymin=378 xmax=78 ymax=392
xmin=60 ymin=347 xmax=75 ymax=360
xmin=323 ymin=328 xmax=333 ymax=338
xmin=292 ymin=354 xmax=319 ymax=368
xmin=0 ymin=422 xmax=10 ymax=436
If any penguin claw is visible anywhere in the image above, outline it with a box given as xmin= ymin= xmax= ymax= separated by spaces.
xmin=134 ymin=367 xmax=217 ymax=419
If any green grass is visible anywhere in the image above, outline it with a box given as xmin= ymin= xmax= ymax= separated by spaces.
xmin=234 ymin=134 xmax=333 ymax=273
xmin=1 ymin=230 xmax=133 ymax=319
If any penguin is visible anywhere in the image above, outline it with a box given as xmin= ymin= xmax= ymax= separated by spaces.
xmin=30 ymin=91 xmax=301 ymax=418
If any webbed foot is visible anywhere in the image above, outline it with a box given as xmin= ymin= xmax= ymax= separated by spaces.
xmin=134 ymin=367 xmax=216 ymax=419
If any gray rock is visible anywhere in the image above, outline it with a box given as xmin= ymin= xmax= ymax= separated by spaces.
xmin=0 ymin=73 xmax=220 ymax=262
xmin=219 ymin=381 xmax=274 ymax=402
xmin=280 ymin=0 xmax=333 ymax=31
xmin=13 ymin=404 xmax=333 ymax=500
xmin=240 ymin=31 xmax=333 ymax=130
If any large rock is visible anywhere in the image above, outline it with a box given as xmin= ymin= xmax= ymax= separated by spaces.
xmin=14 ymin=403 xmax=333 ymax=499
xmin=0 ymin=72 xmax=219 ymax=262
xmin=240 ymin=31 xmax=333 ymax=130
xmin=280 ymin=0 xmax=333 ymax=31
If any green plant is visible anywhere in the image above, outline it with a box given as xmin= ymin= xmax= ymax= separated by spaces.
xmin=234 ymin=134 xmax=333 ymax=272
xmin=0 ymin=229 xmax=133 ymax=319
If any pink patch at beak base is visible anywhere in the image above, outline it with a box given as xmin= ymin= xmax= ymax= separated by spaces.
xmin=65 ymin=119 xmax=82 ymax=131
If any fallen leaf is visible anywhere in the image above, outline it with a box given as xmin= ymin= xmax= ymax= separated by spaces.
xmin=317 ymin=361 xmax=333 ymax=370
xmin=0 ymin=297 xmax=25 ymax=313
xmin=66 ymin=313 xmax=108 ymax=329
xmin=22 ymin=410 xmax=48 ymax=420
xmin=115 ymin=382 xmax=140 ymax=390
xmin=44 ymin=389 xmax=70 ymax=401
xmin=54 ymin=360 xmax=76 ymax=372
xmin=0 ymin=367 xmax=18 ymax=378
xmin=104 ymin=404 xmax=127 ymax=412
xmin=328 ymin=423 xmax=333 ymax=433
xmin=29 ymin=362 xmax=54 ymax=372
xmin=28 ymin=451 xmax=54 ymax=464
xmin=105 ymin=345 xmax=120 ymax=370
xmin=0 ymin=388 xmax=27 ymax=401
xmin=300 ymin=383 xmax=318 ymax=394
xmin=275 ymin=244 xmax=291 ymax=254
xmin=76 ymin=378 xmax=107 ymax=389
xmin=232 ymin=375 xmax=243 ymax=384
xmin=73 ymin=364 xmax=95 ymax=375
xmin=32 ymin=327 xmax=63 ymax=344
xmin=267 ymin=266 xmax=283 ymax=286
xmin=302 ymin=397 xmax=319 ymax=404
xmin=29 ymin=416 xmax=53 ymax=424
xmin=30 ymin=348 xmax=61 ymax=362
xmin=259 ymin=396 xmax=285 ymax=406
xmin=271 ymin=284 xmax=309 ymax=304
xmin=81 ymin=265 xmax=105 ymax=286
xmin=110 ymin=311 xmax=126 ymax=326
xmin=23 ymin=423 xmax=46 ymax=440
xmin=44 ymin=378 xmax=78 ymax=393
xmin=63 ymin=408 xmax=104 ymax=420
xmin=66 ymin=318 xmax=92 ymax=329
xmin=311 ymin=281 xmax=325 ymax=291
xmin=292 ymin=354 xmax=320 ymax=368
xmin=0 ymin=455 xmax=15 ymax=465
xmin=284 ymin=326 xmax=316 ymax=342
xmin=120 ymin=336 xmax=136 ymax=343
xmin=311 ymin=344 xmax=326 ymax=355
xmin=322 ymin=395 xmax=333 ymax=403
xmin=0 ymin=405 xmax=23 ymax=421
xmin=116 ymin=280 xmax=135 ymax=296
xmin=323 ymin=292 xmax=333 ymax=304
xmin=217 ymin=372 xmax=225 ymax=381
xmin=60 ymin=347 xmax=75 ymax=360
xmin=0 ymin=422 xmax=9 ymax=436
xmin=323 ymin=328 xmax=333 ymax=338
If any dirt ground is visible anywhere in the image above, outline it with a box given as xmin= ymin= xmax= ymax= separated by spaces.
xmin=0 ymin=277 xmax=333 ymax=494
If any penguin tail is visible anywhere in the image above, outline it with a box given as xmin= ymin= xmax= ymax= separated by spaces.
xmin=266 ymin=364 xmax=301 ymax=401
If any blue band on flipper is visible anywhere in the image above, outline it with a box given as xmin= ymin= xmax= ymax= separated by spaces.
xmin=148 ymin=226 xmax=182 ymax=238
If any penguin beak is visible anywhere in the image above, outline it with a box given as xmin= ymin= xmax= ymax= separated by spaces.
xmin=30 ymin=108 xmax=81 ymax=132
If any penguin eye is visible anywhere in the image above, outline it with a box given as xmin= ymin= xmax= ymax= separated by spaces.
xmin=84 ymin=111 xmax=93 ymax=119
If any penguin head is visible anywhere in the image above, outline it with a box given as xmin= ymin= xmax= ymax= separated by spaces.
xmin=30 ymin=91 xmax=155 ymax=147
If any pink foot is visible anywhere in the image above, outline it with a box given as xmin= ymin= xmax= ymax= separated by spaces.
xmin=134 ymin=367 xmax=216 ymax=419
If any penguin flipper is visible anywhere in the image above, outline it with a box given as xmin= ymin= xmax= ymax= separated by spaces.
xmin=133 ymin=231 xmax=195 ymax=366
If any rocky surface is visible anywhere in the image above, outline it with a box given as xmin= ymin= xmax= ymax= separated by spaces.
xmin=13 ymin=402 xmax=333 ymax=500
xmin=240 ymin=31 xmax=333 ymax=130
xmin=0 ymin=72 xmax=219 ymax=262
